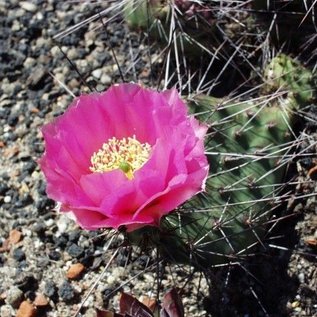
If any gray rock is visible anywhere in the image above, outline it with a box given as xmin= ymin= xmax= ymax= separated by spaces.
xmin=1 ymin=82 xmax=15 ymax=96
xmin=5 ymin=287 xmax=24 ymax=308
xmin=58 ymin=281 xmax=75 ymax=302
xmin=26 ymin=67 xmax=46 ymax=90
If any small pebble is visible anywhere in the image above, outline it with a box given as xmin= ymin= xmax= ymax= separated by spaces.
xmin=16 ymin=300 xmax=37 ymax=317
xmin=54 ymin=234 xmax=68 ymax=248
xmin=5 ymin=286 xmax=24 ymax=308
xmin=298 ymin=272 xmax=305 ymax=283
xmin=13 ymin=248 xmax=26 ymax=261
xmin=56 ymin=217 xmax=68 ymax=233
xmin=68 ymin=230 xmax=80 ymax=242
xmin=32 ymin=222 xmax=46 ymax=235
xmin=0 ymin=183 xmax=9 ymax=195
xmin=48 ymin=250 xmax=61 ymax=261
xmin=91 ymin=68 xmax=102 ymax=79
xmin=27 ymin=67 xmax=46 ymax=90
xmin=84 ymin=308 xmax=97 ymax=317
xmin=23 ymin=57 xmax=36 ymax=68
xmin=37 ymin=256 xmax=50 ymax=268
xmin=66 ymin=243 xmax=84 ymax=258
xmin=58 ymin=281 xmax=75 ymax=302
xmin=19 ymin=2 xmax=37 ymax=12
xmin=33 ymin=293 xmax=49 ymax=307
xmin=9 ymin=229 xmax=23 ymax=244
xmin=66 ymin=263 xmax=85 ymax=280
xmin=44 ymin=219 xmax=54 ymax=227
xmin=43 ymin=280 xmax=57 ymax=299
xmin=4 ymin=195 xmax=11 ymax=203
xmin=100 ymin=73 xmax=111 ymax=85
xmin=0 ymin=305 xmax=14 ymax=317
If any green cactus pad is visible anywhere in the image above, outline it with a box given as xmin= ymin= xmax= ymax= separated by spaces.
xmin=262 ymin=54 xmax=314 ymax=104
xmin=123 ymin=0 xmax=217 ymax=57
xmin=123 ymin=0 xmax=167 ymax=29
xmin=128 ymin=55 xmax=314 ymax=267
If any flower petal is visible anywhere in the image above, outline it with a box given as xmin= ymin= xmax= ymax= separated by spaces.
xmin=39 ymin=83 xmax=209 ymax=231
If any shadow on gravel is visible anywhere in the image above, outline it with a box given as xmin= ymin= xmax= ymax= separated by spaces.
xmin=204 ymin=214 xmax=301 ymax=317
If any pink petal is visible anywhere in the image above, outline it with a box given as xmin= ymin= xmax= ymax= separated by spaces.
xmin=39 ymin=83 xmax=209 ymax=231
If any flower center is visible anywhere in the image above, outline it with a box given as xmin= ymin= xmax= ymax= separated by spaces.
xmin=90 ymin=135 xmax=151 ymax=179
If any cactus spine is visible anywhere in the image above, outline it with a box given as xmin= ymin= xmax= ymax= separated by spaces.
xmin=128 ymin=54 xmax=315 ymax=267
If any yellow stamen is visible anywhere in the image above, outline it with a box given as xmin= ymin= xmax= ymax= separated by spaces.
xmin=90 ymin=135 xmax=151 ymax=179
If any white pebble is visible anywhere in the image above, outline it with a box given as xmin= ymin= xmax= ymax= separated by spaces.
xmin=33 ymin=240 xmax=43 ymax=249
xmin=20 ymin=1 xmax=37 ymax=12
xmin=67 ymin=48 xmax=78 ymax=60
xmin=24 ymin=57 xmax=36 ymax=68
xmin=298 ymin=272 xmax=305 ymax=283
xmin=107 ymin=274 xmax=116 ymax=285
xmin=107 ymin=267 xmax=125 ymax=285
xmin=77 ymin=59 xmax=88 ymax=68
xmin=51 ymin=45 xmax=60 ymax=55
xmin=100 ymin=74 xmax=111 ymax=85
xmin=4 ymin=196 xmax=11 ymax=203
xmin=0 ymin=305 xmax=14 ymax=317
xmin=11 ymin=20 xmax=21 ymax=32
xmin=56 ymin=217 xmax=68 ymax=233
xmin=92 ymin=69 xmax=102 ymax=79
xmin=36 ymin=11 xmax=44 ymax=20
xmin=3 ymin=125 xmax=11 ymax=133
xmin=45 ymin=218 xmax=54 ymax=227
xmin=22 ymin=229 xmax=32 ymax=237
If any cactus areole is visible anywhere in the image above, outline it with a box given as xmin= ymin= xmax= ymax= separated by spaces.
xmin=39 ymin=83 xmax=209 ymax=232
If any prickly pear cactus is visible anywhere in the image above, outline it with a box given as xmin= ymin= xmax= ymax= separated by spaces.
xmin=123 ymin=0 xmax=217 ymax=55
xmin=262 ymin=54 xmax=314 ymax=104
xmin=124 ymin=0 xmax=212 ymax=29
xmin=128 ymin=54 xmax=315 ymax=267
xmin=123 ymin=0 xmax=167 ymax=30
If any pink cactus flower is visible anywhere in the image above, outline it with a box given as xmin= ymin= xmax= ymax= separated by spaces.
xmin=39 ymin=83 xmax=208 ymax=231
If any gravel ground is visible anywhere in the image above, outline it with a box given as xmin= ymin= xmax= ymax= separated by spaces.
xmin=0 ymin=1 xmax=316 ymax=317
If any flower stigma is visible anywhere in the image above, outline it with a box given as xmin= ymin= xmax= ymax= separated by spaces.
xmin=90 ymin=135 xmax=151 ymax=179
